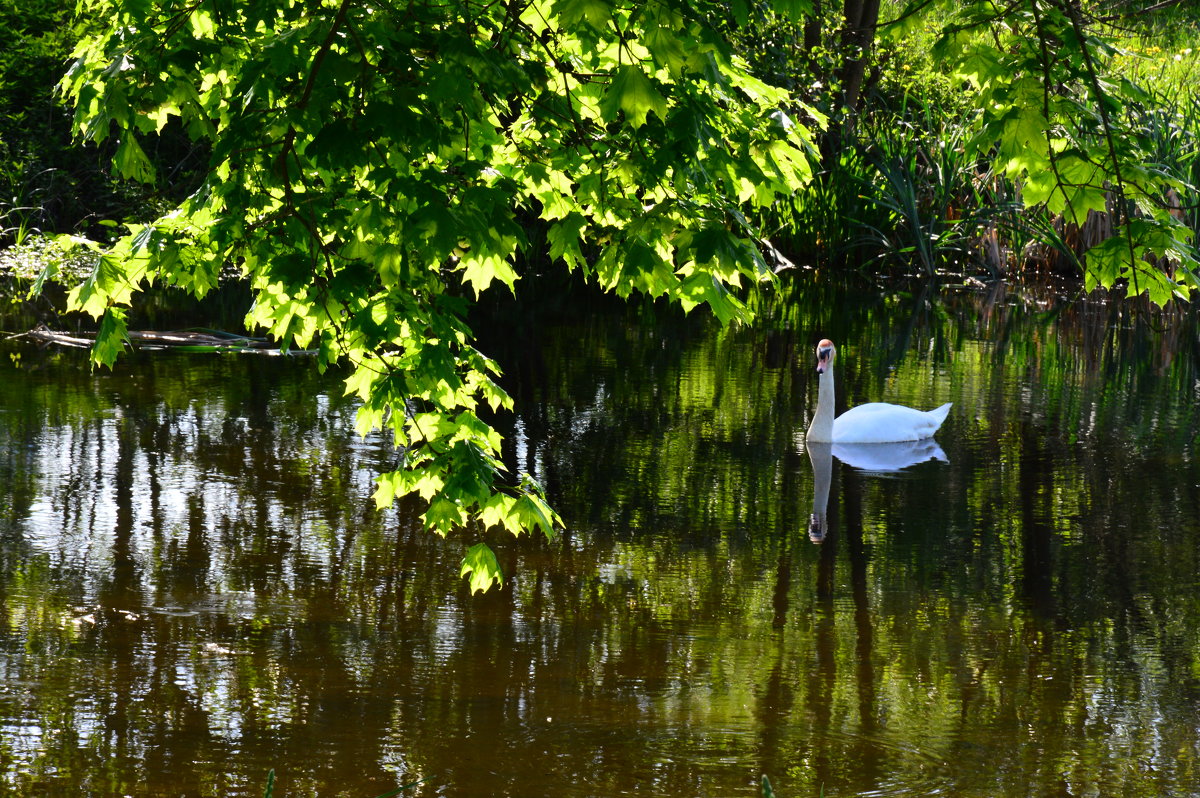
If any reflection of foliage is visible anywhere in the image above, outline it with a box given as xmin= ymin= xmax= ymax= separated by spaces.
xmin=1 ymin=276 xmax=1199 ymax=794
xmin=489 ymin=276 xmax=1200 ymax=793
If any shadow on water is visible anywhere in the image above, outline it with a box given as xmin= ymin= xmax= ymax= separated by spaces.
xmin=0 ymin=272 xmax=1198 ymax=796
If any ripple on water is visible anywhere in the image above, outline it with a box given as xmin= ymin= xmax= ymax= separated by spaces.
xmin=797 ymin=726 xmax=956 ymax=797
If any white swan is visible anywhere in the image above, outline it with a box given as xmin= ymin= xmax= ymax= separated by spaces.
xmin=806 ymin=338 xmax=951 ymax=443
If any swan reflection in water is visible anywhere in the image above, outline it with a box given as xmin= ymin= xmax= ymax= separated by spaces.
xmin=805 ymin=439 xmax=948 ymax=543
xmin=807 ymin=441 xmax=834 ymax=543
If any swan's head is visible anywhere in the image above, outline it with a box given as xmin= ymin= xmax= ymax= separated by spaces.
xmin=808 ymin=513 xmax=827 ymax=544
xmin=815 ymin=339 xmax=836 ymax=374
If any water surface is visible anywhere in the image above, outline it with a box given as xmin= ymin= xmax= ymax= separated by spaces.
xmin=1 ymin=276 xmax=1198 ymax=796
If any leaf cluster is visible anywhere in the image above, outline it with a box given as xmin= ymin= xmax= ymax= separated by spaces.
xmin=60 ymin=0 xmax=820 ymax=589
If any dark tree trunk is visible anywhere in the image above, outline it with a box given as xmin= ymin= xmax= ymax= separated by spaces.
xmin=839 ymin=0 xmax=881 ymax=125
xmin=804 ymin=0 xmax=824 ymax=52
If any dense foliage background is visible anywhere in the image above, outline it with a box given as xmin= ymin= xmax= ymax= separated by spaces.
xmin=5 ymin=0 xmax=1200 ymax=280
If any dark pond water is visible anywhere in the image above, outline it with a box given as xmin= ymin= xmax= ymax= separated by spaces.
xmin=1 ymin=275 xmax=1199 ymax=797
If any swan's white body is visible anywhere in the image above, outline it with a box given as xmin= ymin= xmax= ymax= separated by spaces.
xmin=806 ymin=339 xmax=951 ymax=443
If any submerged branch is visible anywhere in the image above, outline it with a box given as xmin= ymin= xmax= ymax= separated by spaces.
xmin=17 ymin=327 xmax=316 ymax=355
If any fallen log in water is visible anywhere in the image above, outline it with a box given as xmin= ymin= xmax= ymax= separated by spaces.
xmin=13 ymin=326 xmax=315 ymax=355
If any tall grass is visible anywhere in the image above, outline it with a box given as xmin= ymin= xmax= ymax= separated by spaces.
xmin=856 ymin=107 xmax=1004 ymax=276
xmin=769 ymin=144 xmax=878 ymax=267
xmin=774 ymin=106 xmax=1014 ymax=278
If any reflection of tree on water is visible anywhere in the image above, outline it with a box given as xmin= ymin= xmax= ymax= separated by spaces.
xmin=800 ymin=439 xmax=884 ymax=791
xmin=807 ymin=430 xmax=941 ymax=768
xmin=5 ymin=277 xmax=1200 ymax=796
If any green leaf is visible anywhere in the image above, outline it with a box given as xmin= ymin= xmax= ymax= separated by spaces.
xmin=554 ymin=0 xmax=611 ymax=28
xmin=771 ymin=0 xmax=813 ymax=21
xmin=69 ymin=252 xmax=141 ymax=319
xmin=730 ymin=0 xmax=748 ymax=27
xmin=423 ymin=497 xmax=467 ymax=537
xmin=678 ymin=271 xmax=748 ymax=325
xmin=373 ymin=469 xmax=445 ymax=508
xmin=644 ymin=25 xmax=689 ymax=76
xmin=92 ymin=307 xmax=130 ymax=369
xmin=114 ymin=134 xmax=156 ymax=183
xmin=514 ymin=492 xmax=559 ymax=540
xmin=1083 ymin=234 xmax=1126 ymax=290
xmin=459 ymin=252 xmax=519 ymax=296
xmin=480 ymin=492 xmax=522 ymax=534
xmin=549 ymin=214 xmax=587 ymax=269
xmin=1055 ymin=152 xmax=1108 ymax=222
xmin=460 ymin=542 xmax=503 ymax=593
xmin=600 ymin=65 xmax=669 ymax=128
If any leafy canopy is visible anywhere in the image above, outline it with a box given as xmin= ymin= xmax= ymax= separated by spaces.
xmin=61 ymin=0 xmax=820 ymax=590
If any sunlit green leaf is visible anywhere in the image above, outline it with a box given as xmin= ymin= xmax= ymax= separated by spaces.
xmin=460 ymin=542 xmax=503 ymax=593
xmin=600 ymin=65 xmax=669 ymax=128
xmin=92 ymin=306 xmax=130 ymax=369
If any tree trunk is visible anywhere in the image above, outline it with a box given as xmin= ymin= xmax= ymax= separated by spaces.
xmin=839 ymin=0 xmax=881 ymax=125
xmin=804 ymin=0 xmax=824 ymax=53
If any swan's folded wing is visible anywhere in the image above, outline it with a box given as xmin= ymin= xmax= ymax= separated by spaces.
xmin=832 ymin=402 xmax=951 ymax=442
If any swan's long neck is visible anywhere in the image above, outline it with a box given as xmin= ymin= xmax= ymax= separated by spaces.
xmin=807 ymin=367 xmax=836 ymax=442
